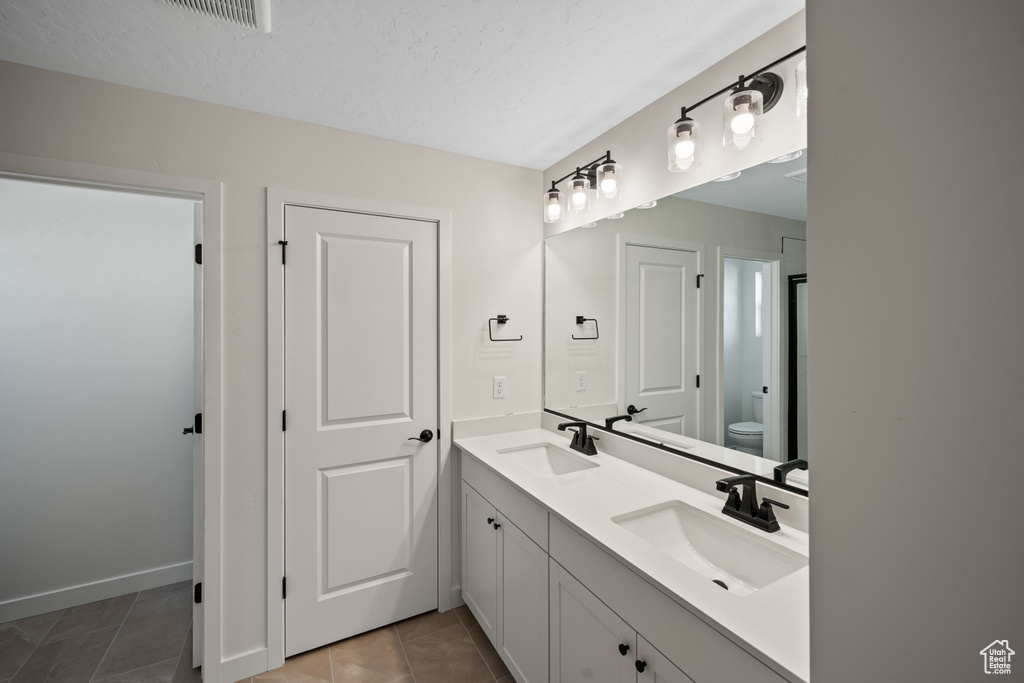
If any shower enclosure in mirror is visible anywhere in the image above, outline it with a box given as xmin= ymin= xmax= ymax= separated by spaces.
xmin=544 ymin=150 xmax=808 ymax=491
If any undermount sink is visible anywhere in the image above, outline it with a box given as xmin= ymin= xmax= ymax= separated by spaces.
xmin=495 ymin=443 xmax=599 ymax=478
xmin=612 ymin=500 xmax=807 ymax=596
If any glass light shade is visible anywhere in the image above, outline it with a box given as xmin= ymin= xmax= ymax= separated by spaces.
xmin=723 ymin=88 xmax=763 ymax=151
xmin=796 ymin=57 xmax=807 ymax=117
xmin=568 ymin=174 xmax=592 ymax=214
xmin=543 ymin=187 xmax=566 ymax=224
xmin=667 ymin=117 xmax=702 ymax=172
xmin=595 ymin=161 xmax=622 ymax=200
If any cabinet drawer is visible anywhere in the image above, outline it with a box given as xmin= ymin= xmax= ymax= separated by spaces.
xmin=461 ymin=448 xmax=548 ymax=550
xmin=549 ymin=518 xmax=788 ymax=683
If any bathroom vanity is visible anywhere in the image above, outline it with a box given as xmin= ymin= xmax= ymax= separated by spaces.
xmin=456 ymin=424 xmax=809 ymax=683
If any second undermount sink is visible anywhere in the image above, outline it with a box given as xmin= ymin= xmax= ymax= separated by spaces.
xmin=612 ymin=500 xmax=807 ymax=596
xmin=495 ymin=443 xmax=599 ymax=478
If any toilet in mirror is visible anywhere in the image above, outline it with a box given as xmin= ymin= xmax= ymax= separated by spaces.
xmin=544 ymin=150 xmax=809 ymax=491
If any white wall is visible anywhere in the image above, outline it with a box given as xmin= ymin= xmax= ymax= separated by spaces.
xmin=0 ymin=60 xmax=542 ymax=665
xmin=0 ymin=179 xmax=194 ymax=616
xmin=808 ymin=0 xmax=1024 ymax=679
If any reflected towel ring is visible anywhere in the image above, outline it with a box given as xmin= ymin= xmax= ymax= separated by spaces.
xmin=572 ymin=315 xmax=599 ymax=340
xmin=488 ymin=314 xmax=522 ymax=342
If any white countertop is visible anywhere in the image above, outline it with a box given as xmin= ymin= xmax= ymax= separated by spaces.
xmin=455 ymin=427 xmax=809 ymax=683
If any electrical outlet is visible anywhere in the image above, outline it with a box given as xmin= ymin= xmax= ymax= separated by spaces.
xmin=576 ymin=371 xmax=587 ymax=392
xmin=493 ymin=376 xmax=506 ymax=399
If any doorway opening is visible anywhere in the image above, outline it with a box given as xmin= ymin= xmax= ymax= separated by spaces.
xmin=722 ymin=256 xmax=779 ymax=460
xmin=0 ymin=177 xmax=203 ymax=664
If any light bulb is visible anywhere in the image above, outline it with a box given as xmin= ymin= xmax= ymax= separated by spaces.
xmin=572 ymin=190 xmax=587 ymax=206
xmin=674 ymin=139 xmax=695 ymax=159
xmin=546 ymin=202 xmax=561 ymax=220
xmin=596 ymin=160 xmax=622 ymax=200
xmin=730 ymin=105 xmax=755 ymax=135
xmin=600 ymin=177 xmax=617 ymax=194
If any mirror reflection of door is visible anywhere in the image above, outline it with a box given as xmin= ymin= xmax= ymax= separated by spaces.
xmin=723 ymin=257 xmax=779 ymax=460
xmin=623 ymin=244 xmax=700 ymax=438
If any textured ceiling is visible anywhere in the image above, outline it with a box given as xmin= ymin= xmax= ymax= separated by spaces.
xmin=0 ymin=0 xmax=803 ymax=169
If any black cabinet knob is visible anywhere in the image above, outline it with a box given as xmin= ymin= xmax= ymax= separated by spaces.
xmin=493 ymin=522 xmax=501 ymax=530
xmin=618 ymin=643 xmax=630 ymax=656
xmin=487 ymin=517 xmax=495 ymax=525
xmin=635 ymin=660 xmax=647 ymax=673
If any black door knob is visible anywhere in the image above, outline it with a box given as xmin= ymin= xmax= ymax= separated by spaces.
xmin=618 ymin=643 xmax=630 ymax=656
xmin=408 ymin=429 xmax=434 ymax=443
xmin=182 ymin=426 xmax=194 ymax=435
xmin=627 ymin=404 xmax=647 ymax=415
xmin=635 ymin=659 xmax=647 ymax=673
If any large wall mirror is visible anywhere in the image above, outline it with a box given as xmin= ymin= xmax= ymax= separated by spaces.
xmin=544 ymin=149 xmax=809 ymax=492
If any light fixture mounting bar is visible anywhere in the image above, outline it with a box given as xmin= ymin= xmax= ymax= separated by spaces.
xmin=681 ymin=45 xmax=806 ymax=116
xmin=550 ymin=150 xmax=614 ymax=189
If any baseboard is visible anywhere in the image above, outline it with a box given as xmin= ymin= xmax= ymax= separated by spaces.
xmin=221 ymin=647 xmax=268 ymax=683
xmin=0 ymin=561 xmax=193 ymax=623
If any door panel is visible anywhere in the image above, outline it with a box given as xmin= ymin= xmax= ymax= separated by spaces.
xmin=284 ymin=205 xmax=438 ymax=657
xmin=625 ymin=246 xmax=700 ymax=438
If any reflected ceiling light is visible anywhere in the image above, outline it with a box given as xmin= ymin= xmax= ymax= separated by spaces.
xmin=768 ymin=150 xmax=803 ymax=163
xmin=605 ymin=212 xmax=625 ymax=220
xmin=635 ymin=200 xmax=658 ymax=209
xmin=581 ymin=222 xmax=598 ymax=228
xmin=665 ymin=46 xmax=805 ymax=169
xmin=713 ymin=171 xmax=742 ymax=182
xmin=541 ymin=150 xmax=623 ymax=224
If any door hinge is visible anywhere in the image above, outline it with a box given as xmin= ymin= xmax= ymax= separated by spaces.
xmin=195 ymin=244 xmax=203 ymax=265
xmin=696 ymin=374 xmax=701 ymax=388
xmin=282 ymin=410 xmax=287 ymax=432
xmin=282 ymin=576 xmax=287 ymax=600
xmin=696 ymin=274 xmax=704 ymax=288
xmin=278 ymin=240 xmax=288 ymax=265
xmin=194 ymin=413 xmax=203 ymax=435
xmin=194 ymin=582 xmax=202 ymax=604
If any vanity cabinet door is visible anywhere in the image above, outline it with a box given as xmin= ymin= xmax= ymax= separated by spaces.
xmin=550 ymin=559 xmax=637 ymax=683
xmin=462 ymin=483 xmax=498 ymax=642
xmin=497 ymin=513 xmax=549 ymax=683
xmin=636 ymin=635 xmax=695 ymax=683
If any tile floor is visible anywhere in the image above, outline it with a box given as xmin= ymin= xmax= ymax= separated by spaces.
xmin=237 ymin=605 xmax=512 ymax=683
xmin=0 ymin=581 xmax=200 ymax=683
xmin=2 ymin=586 xmax=509 ymax=683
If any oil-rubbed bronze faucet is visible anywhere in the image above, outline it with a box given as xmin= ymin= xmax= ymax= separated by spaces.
xmin=715 ymin=474 xmax=790 ymax=533
xmin=557 ymin=421 xmax=600 ymax=455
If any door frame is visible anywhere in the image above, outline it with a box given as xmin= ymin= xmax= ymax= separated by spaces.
xmin=0 ymin=152 xmax=223 ymax=679
xmin=616 ymin=233 xmax=705 ymax=441
xmin=266 ymin=188 xmax=452 ymax=670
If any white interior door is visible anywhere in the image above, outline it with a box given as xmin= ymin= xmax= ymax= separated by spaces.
xmin=624 ymin=245 xmax=700 ymax=437
xmin=760 ymin=261 xmax=778 ymax=461
xmin=283 ymin=204 xmax=438 ymax=657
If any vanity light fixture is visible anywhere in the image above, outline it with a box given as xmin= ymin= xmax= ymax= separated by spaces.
xmin=665 ymin=46 xmax=806 ymax=171
xmin=796 ymin=57 xmax=808 ymax=117
xmin=543 ymin=183 xmax=566 ymax=224
xmin=542 ymin=150 xmax=623 ymax=223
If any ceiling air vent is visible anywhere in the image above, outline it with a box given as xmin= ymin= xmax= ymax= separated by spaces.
xmin=165 ymin=0 xmax=271 ymax=33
